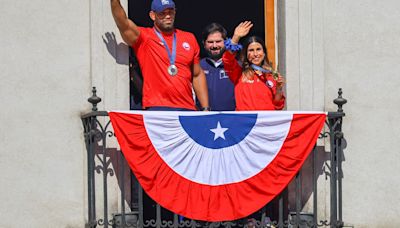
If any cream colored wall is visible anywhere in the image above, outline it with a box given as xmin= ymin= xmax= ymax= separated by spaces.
xmin=2 ymin=0 xmax=399 ymax=227
xmin=284 ymin=0 xmax=400 ymax=227
xmin=0 ymin=0 xmax=129 ymax=227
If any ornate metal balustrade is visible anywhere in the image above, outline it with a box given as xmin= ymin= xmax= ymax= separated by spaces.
xmin=81 ymin=88 xmax=347 ymax=228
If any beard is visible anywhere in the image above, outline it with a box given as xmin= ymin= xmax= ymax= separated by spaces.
xmin=206 ymin=47 xmax=226 ymax=60
xmin=155 ymin=20 xmax=175 ymax=33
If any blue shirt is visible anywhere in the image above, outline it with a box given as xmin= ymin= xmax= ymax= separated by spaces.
xmin=198 ymin=58 xmax=235 ymax=111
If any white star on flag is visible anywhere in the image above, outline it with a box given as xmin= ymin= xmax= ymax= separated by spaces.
xmin=210 ymin=121 xmax=228 ymax=140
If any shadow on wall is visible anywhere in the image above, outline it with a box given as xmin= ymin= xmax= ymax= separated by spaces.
xmin=102 ymin=32 xmax=129 ymax=65
xmin=93 ymin=143 xmax=137 ymax=210
xmin=89 ymin=122 xmax=137 ymax=211
xmin=103 ymin=32 xmax=143 ymax=109
xmin=287 ymin=143 xmax=347 ymax=213
xmin=90 ymin=126 xmax=156 ymax=220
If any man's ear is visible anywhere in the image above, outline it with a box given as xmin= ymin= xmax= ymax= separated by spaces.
xmin=149 ymin=11 xmax=156 ymax=21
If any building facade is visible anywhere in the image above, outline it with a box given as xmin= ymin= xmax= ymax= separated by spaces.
xmin=0 ymin=0 xmax=399 ymax=227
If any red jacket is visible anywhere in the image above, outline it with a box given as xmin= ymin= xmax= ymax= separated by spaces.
xmin=222 ymin=51 xmax=285 ymax=111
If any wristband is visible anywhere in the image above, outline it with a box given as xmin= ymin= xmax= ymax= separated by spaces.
xmin=224 ymin=38 xmax=243 ymax=52
xmin=201 ymin=107 xmax=211 ymax=111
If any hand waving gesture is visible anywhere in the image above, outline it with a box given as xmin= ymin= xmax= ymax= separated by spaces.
xmin=232 ymin=21 xmax=253 ymax=44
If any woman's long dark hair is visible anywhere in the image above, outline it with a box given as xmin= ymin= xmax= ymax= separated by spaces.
xmin=240 ymin=36 xmax=272 ymax=77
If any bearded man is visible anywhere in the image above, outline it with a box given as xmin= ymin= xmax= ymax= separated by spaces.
xmin=199 ymin=23 xmax=235 ymax=111
xmin=110 ymin=0 xmax=209 ymax=111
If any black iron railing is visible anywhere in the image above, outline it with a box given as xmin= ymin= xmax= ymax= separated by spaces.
xmin=81 ymin=87 xmax=346 ymax=228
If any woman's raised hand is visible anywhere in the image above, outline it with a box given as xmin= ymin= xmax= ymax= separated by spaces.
xmin=232 ymin=21 xmax=253 ymax=44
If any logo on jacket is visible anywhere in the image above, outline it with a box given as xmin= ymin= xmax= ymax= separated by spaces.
xmin=182 ymin=42 xmax=191 ymax=51
xmin=266 ymin=80 xmax=274 ymax=88
xmin=219 ymin=70 xmax=228 ymax=79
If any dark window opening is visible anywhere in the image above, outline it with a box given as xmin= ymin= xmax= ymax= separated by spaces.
xmin=127 ymin=0 xmax=265 ymax=110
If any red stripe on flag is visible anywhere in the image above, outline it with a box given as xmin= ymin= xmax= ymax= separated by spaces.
xmin=109 ymin=112 xmax=326 ymax=221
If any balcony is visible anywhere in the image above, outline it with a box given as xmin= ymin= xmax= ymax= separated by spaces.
xmin=81 ymin=88 xmax=347 ymax=228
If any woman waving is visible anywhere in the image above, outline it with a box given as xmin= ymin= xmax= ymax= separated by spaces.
xmin=223 ymin=21 xmax=285 ymax=111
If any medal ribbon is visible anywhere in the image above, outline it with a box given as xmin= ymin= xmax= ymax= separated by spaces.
xmin=154 ymin=28 xmax=177 ymax=67
xmin=251 ymin=64 xmax=278 ymax=80
xmin=251 ymin=64 xmax=272 ymax=74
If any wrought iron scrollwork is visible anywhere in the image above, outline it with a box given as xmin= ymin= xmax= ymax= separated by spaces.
xmin=82 ymin=87 xmax=346 ymax=228
xmin=97 ymin=218 xmax=115 ymax=226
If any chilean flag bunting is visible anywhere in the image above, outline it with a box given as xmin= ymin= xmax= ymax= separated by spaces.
xmin=109 ymin=111 xmax=326 ymax=222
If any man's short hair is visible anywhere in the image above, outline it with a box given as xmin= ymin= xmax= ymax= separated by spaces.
xmin=202 ymin=23 xmax=227 ymax=42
